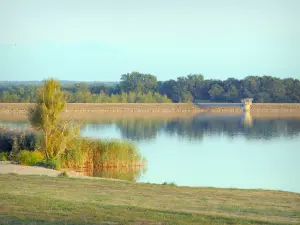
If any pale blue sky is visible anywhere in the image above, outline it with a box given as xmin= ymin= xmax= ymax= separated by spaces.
xmin=0 ymin=0 xmax=299 ymax=81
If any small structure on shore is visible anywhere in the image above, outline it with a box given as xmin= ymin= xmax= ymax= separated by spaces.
xmin=241 ymin=98 xmax=253 ymax=113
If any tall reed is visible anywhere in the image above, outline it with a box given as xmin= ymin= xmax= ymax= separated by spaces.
xmin=85 ymin=166 xmax=146 ymax=181
xmin=59 ymin=138 xmax=146 ymax=172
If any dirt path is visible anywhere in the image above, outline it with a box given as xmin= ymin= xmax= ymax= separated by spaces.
xmin=0 ymin=161 xmax=128 ymax=182
xmin=0 ymin=161 xmax=91 ymax=178
xmin=0 ymin=161 xmax=61 ymax=176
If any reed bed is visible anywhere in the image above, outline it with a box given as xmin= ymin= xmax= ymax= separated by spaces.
xmin=60 ymin=138 xmax=146 ymax=172
xmin=83 ymin=166 xmax=146 ymax=181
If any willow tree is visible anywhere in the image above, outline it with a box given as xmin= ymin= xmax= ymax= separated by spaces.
xmin=28 ymin=78 xmax=79 ymax=159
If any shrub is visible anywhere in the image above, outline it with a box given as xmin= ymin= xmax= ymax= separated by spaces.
xmin=0 ymin=152 xmax=9 ymax=161
xmin=162 ymin=182 xmax=177 ymax=186
xmin=35 ymin=158 xmax=60 ymax=170
xmin=16 ymin=150 xmax=44 ymax=166
xmin=0 ymin=127 xmax=38 ymax=153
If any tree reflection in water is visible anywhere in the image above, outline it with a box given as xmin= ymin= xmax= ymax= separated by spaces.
xmin=85 ymin=115 xmax=300 ymax=141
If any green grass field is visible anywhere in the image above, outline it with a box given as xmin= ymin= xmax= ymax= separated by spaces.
xmin=0 ymin=174 xmax=299 ymax=224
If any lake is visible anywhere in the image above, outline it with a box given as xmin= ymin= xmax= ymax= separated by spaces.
xmin=1 ymin=113 xmax=300 ymax=193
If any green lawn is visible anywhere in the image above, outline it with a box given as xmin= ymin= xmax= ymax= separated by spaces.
xmin=0 ymin=174 xmax=299 ymax=224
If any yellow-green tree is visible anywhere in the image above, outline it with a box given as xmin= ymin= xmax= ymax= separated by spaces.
xmin=28 ymin=78 xmax=79 ymax=159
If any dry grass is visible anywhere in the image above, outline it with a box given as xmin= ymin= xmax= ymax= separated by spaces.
xmin=0 ymin=174 xmax=299 ymax=224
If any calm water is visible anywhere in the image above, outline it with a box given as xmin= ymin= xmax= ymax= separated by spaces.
xmin=1 ymin=113 xmax=300 ymax=193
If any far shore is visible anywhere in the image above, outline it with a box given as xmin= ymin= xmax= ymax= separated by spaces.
xmin=0 ymin=103 xmax=300 ymax=121
xmin=0 ymin=102 xmax=300 ymax=113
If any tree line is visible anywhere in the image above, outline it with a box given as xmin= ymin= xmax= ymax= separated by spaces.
xmin=1 ymin=72 xmax=300 ymax=103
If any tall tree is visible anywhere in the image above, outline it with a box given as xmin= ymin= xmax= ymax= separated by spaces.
xmin=208 ymin=84 xmax=225 ymax=101
xmin=120 ymin=72 xmax=157 ymax=93
xmin=28 ymin=79 xmax=79 ymax=159
xmin=187 ymin=74 xmax=204 ymax=100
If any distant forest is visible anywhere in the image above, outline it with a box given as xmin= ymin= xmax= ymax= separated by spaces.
xmin=0 ymin=72 xmax=300 ymax=103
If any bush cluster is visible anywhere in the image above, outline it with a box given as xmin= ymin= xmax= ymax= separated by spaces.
xmin=15 ymin=150 xmax=44 ymax=166
xmin=0 ymin=127 xmax=38 ymax=152
xmin=0 ymin=152 xmax=9 ymax=161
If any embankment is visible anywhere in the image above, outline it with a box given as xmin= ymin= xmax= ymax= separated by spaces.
xmin=0 ymin=103 xmax=300 ymax=121
xmin=1 ymin=102 xmax=300 ymax=113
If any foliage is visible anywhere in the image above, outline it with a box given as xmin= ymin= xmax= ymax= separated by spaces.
xmin=208 ymin=84 xmax=225 ymax=101
xmin=28 ymin=78 xmax=80 ymax=159
xmin=0 ymin=127 xmax=37 ymax=153
xmin=1 ymin=74 xmax=300 ymax=103
xmin=66 ymin=91 xmax=172 ymax=103
xmin=0 ymin=127 xmax=145 ymax=171
xmin=162 ymin=182 xmax=177 ymax=186
xmin=59 ymin=138 xmax=87 ymax=169
xmin=87 ymin=166 xmax=145 ymax=182
xmin=159 ymin=75 xmax=300 ymax=103
xmin=120 ymin=72 xmax=157 ymax=94
xmin=89 ymin=139 xmax=145 ymax=168
xmin=34 ymin=158 xmax=60 ymax=170
xmin=58 ymin=137 xmax=146 ymax=180
xmin=0 ymin=85 xmax=37 ymax=103
xmin=0 ymin=152 xmax=9 ymax=161
xmin=28 ymin=79 xmax=66 ymax=130
xmin=59 ymin=138 xmax=145 ymax=171
xmin=1 ymin=79 xmax=146 ymax=173
xmin=16 ymin=150 xmax=44 ymax=166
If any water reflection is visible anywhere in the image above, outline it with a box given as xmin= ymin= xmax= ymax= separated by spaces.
xmin=241 ymin=112 xmax=253 ymax=127
xmin=0 ymin=121 xmax=30 ymax=130
xmin=116 ymin=119 xmax=162 ymax=141
xmin=2 ymin=115 xmax=300 ymax=141
xmin=84 ymin=114 xmax=300 ymax=141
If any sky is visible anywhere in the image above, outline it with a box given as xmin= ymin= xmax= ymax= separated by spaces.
xmin=0 ymin=0 xmax=299 ymax=81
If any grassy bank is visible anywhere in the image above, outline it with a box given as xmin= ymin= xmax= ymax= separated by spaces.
xmin=0 ymin=174 xmax=299 ymax=225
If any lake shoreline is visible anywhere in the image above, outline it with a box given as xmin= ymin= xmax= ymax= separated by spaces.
xmin=0 ymin=161 xmax=130 ymax=182
xmin=1 ymin=103 xmax=300 ymax=121
xmin=1 ymin=102 xmax=300 ymax=113
xmin=0 ymin=161 xmax=297 ymax=193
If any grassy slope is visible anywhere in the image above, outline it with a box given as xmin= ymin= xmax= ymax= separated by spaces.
xmin=0 ymin=174 xmax=299 ymax=225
